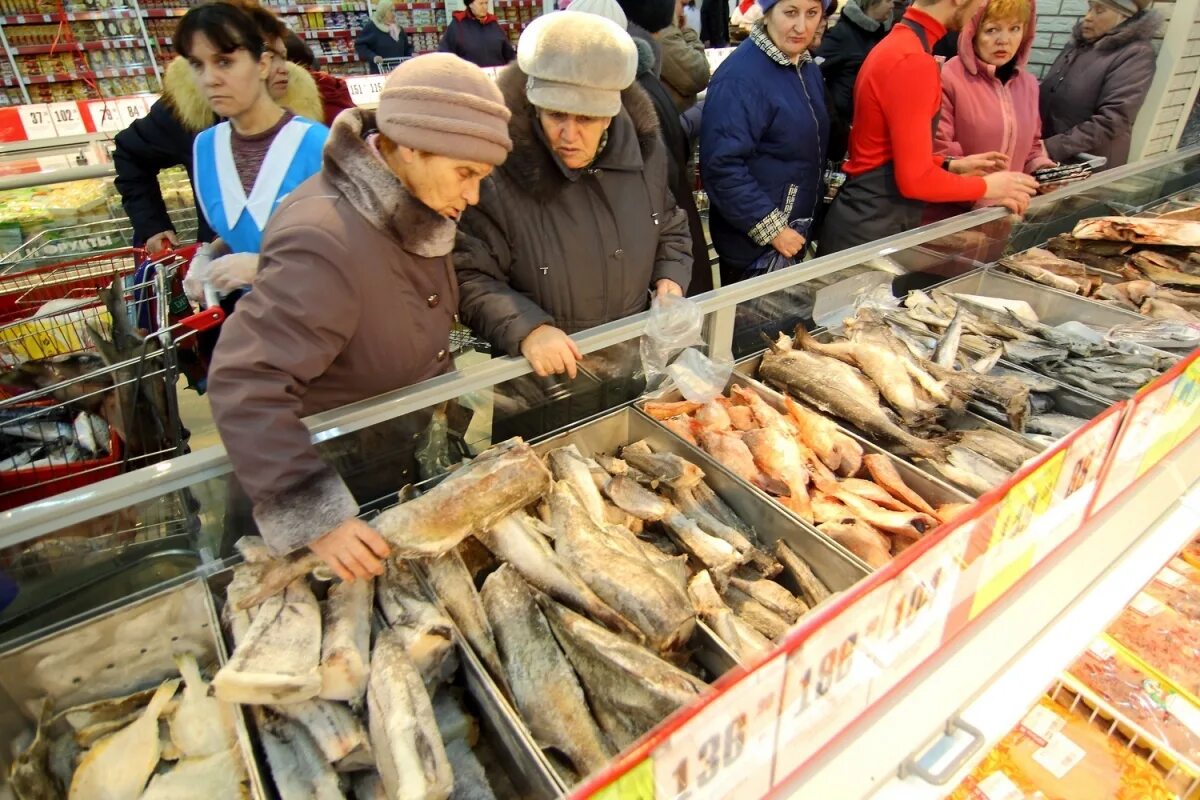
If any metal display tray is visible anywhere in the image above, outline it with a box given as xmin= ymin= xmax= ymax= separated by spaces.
xmin=205 ymin=567 xmax=566 ymax=800
xmin=530 ymin=406 xmax=869 ymax=634
xmin=935 ymin=268 xmax=1146 ymax=329
xmin=0 ymin=577 xmax=270 ymax=798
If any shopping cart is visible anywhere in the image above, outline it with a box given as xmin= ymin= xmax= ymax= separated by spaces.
xmin=0 ymin=244 xmax=223 ymax=512
xmin=377 ymin=56 xmax=413 ymax=74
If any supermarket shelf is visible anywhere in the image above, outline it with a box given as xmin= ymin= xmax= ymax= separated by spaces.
xmin=0 ymin=161 xmax=114 ymax=191
xmin=316 ymin=53 xmax=356 ymax=63
xmin=8 ymin=38 xmax=147 ymax=54
xmin=404 ymin=25 xmax=444 ymax=32
xmin=0 ymin=77 xmax=16 ymax=88
xmin=271 ymin=3 xmax=367 ymax=13
xmin=769 ymin=431 xmax=1200 ymax=800
xmin=139 ymin=7 xmax=188 ymax=17
xmin=155 ymin=36 xmax=172 ymax=46
xmin=302 ymin=28 xmax=354 ymax=39
xmin=0 ymin=8 xmax=137 ymax=23
xmin=21 ymin=66 xmax=154 ymax=84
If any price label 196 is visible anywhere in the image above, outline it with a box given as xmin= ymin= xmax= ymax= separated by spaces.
xmin=771 ymin=583 xmax=888 ymax=785
xmin=47 ymin=101 xmax=86 ymax=136
xmin=16 ymin=103 xmax=56 ymax=140
xmin=652 ymin=656 xmax=785 ymax=800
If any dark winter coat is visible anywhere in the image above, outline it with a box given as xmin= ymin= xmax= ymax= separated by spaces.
xmin=700 ymin=25 xmax=830 ymax=273
xmin=355 ymin=20 xmax=412 ymax=72
xmin=112 ymin=57 xmax=325 ymax=246
xmin=208 ymin=108 xmax=459 ymax=554
xmin=659 ymin=24 xmax=711 ymax=111
xmin=817 ymin=2 xmax=889 ymax=126
xmin=700 ymin=0 xmax=730 ymax=46
xmin=454 ymin=65 xmax=693 ymax=356
xmin=438 ymin=10 xmax=515 ymax=68
xmin=1039 ymin=10 xmax=1160 ymax=169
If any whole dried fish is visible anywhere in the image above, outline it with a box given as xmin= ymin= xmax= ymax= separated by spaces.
xmin=422 ymin=549 xmax=508 ymax=696
xmin=698 ymin=430 xmax=789 ymax=497
xmin=445 ymin=738 xmax=497 ymax=800
xmin=538 ymin=595 xmax=708 ymax=750
xmin=722 ymin=584 xmax=790 ymax=639
xmin=831 ymin=491 xmax=935 ymax=541
xmin=55 ymin=686 xmax=161 ymax=735
xmin=367 ymin=628 xmax=453 ymax=800
xmin=619 ymin=440 xmax=705 ymax=489
xmin=547 ymin=445 xmax=608 ymax=524
xmin=10 ymin=700 xmax=58 ymax=800
xmin=670 ymin=484 xmax=781 ymax=577
xmin=817 ymin=520 xmax=892 ymax=568
xmin=139 ymin=748 xmax=250 ymax=800
xmin=171 ymin=654 xmax=238 ymax=759
xmin=477 ymin=512 xmax=638 ymax=638
xmin=861 ymin=454 xmax=937 ymax=517
xmin=69 ymin=679 xmax=179 ymax=800
xmin=729 ymin=575 xmax=807 ymax=623
xmin=688 ymin=570 xmax=772 ymax=661
xmin=772 ymin=541 xmax=832 ymax=607
xmin=214 ymin=579 xmax=322 ymax=705
xmin=951 ymin=429 xmax=1041 ymax=472
xmin=783 ymin=395 xmax=863 ymax=476
xmin=270 ymin=699 xmax=373 ymax=770
xmin=1025 ymin=413 xmax=1089 ymax=438
xmin=1073 ymin=217 xmax=1200 ymax=247
xmin=254 ymin=708 xmax=346 ymax=800
xmin=481 ymin=566 xmax=613 ymax=776
xmin=1141 ymin=298 xmax=1200 ymax=323
xmin=319 ymin=578 xmax=372 ymax=704
xmin=376 ymin=560 xmax=457 ymax=690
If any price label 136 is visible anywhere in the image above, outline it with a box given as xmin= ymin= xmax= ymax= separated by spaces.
xmin=653 ymin=655 xmax=786 ymax=800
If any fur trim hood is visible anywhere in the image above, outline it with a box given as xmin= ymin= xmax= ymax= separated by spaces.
xmin=494 ymin=63 xmax=661 ymax=201
xmin=162 ymin=56 xmax=325 ymax=133
xmin=1071 ymin=8 xmax=1162 ymax=49
xmin=840 ymin=1 xmax=891 ymax=33
xmin=321 ymin=108 xmax=457 ymax=258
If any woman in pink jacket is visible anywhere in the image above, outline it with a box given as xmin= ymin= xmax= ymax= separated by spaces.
xmin=935 ymin=0 xmax=1056 ymax=177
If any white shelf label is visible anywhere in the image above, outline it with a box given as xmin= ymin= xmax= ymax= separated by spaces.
xmin=1129 ymin=592 xmax=1165 ymax=618
xmin=1031 ymin=731 xmax=1085 ymax=779
xmin=115 ymin=97 xmax=148 ymax=128
xmin=88 ymin=100 xmax=123 ymax=132
xmin=346 ymin=75 xmax=386 ymax=105
xmin=48 ymin=102 xmax=86 ymax=136
xmin=16 ymin=103 xmax=56 ymax=140
xmin=975 ymin=771 xmax=1025 ymax=800
xmin=1087 ymin=638 xmax=1115 ymax=661
xmin=1018 ymin=704 xmax=1064 ymax=747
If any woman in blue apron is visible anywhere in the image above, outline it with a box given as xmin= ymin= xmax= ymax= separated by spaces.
xmin=176 ymin=2 xmax=329 ymax=309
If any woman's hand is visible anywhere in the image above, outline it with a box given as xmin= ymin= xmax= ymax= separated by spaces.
xmin=655 ymin=279 xmax=684 ymax=298
xmin=145 ymin=230 xmax=178 ymax=255
xmin=208 ymin=252 xmax=260 ymax=295
xmin=309 ymin=518 xmax=390 ymax=581
xmin=771 ymin=227 xmax=806 ymax=258
xmin=521 ymin=325 xmax=582 ymax=379
xmin=950 ymin=151 xmax=1010 ymax=176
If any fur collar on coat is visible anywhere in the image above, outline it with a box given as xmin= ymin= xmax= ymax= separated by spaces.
xmin=1071 ymin=8 xmax=1161 ymax=50
xmin=321 ymin=108 xmax=457 ymax=258
xmin=162 ymin=55 xmax=325 ymax=133
xmin=494 ymin=64 xmax=662 ymax=202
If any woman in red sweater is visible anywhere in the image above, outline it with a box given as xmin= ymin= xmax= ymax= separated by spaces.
xmin=285 ymin=32 xmax=356 ymax=125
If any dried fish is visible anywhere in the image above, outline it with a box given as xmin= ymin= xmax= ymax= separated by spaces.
xmin=376 ymin=560 xmax=457 ymax=690
xmin=722 ymin=584 xmax=790 ymax=639
xmin=728 ymin=575 xmax=808 ymax=623
xmin=619 ymin=440 xmax=705 ymax=489
xmin=319 ymin=578 xmax=372 ymax=704
xmin=547 ymin=445 xmax=608 ymax=524
xmin=1025 ymin=413 xmax=1089 ymax=438
xmin=139 ymin=748 xmax=250 ymax=800
xmin=422 ymin=549 xmax=508 ymax=696
xmin=171 ymin=653 xmax=238 ymax=759
xmin=861 ymin=454 xmax=937 ymax=516
xmin=783 ymin=395 xmax=863 ymax=476
xmin=1073 ymin=216 xmax=1200 ymax=247
xmin=817 ymin=520 xmax=892 ymax=568
xmin=951 ymin=429 xmax=1041 ymax=473
xmin=10 ymin=700 xmax=58 ymax=800
xmin=445 ymin=738 xmax=497 ymax=800
xmin=254 ymin=708 xmax=346 ymax=800
xmin=772 ymin=540 xmax=832 ymax=607
xmin=270 ymin=699 xmax=373 ymax=770
xmin=688 ymin=570 xmax=772 ymax=661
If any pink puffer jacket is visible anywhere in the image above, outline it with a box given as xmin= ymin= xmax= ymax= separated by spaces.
xmin=934 ymin=0 xmax=1055 ymax=175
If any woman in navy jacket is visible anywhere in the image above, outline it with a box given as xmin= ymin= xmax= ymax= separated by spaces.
xmin=700 ymin=0 xmax=830 ymax=284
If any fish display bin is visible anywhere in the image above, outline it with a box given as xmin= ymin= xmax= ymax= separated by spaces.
xmin=934 ymin=269 xmax=1147 ymax=331
xmin=0 ymin=576 xmax=270 ymax=797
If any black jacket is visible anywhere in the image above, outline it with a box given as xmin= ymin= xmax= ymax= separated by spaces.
xmin=438 ymin=12 xmax=515 ymax=68
xmin=355 ymin=21 xmax=412 ymax=72
xmin=700 ymin=0 xmax=729 ymax=47
xmin=817 ymin=2 xmax=889 ymax=125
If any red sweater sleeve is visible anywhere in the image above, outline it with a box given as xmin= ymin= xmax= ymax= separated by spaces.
xmin=881 ymin=53 xmax=986 ymax=204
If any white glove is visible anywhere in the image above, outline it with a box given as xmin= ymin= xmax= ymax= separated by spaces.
xmin=182 ymin=242 xmax=217 ymax=303
xmin=208 ymin=252 xmax=260 ymax=296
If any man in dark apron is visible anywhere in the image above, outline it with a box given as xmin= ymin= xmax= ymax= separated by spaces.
xmin=817 ymin=0 xmax=1037 ymax=255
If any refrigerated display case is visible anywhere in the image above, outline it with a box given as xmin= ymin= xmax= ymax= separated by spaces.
xmin=0 ymin=145 xmax=1197 ymax=797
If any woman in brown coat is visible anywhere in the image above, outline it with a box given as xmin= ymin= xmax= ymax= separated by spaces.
xmin=207 ymin=54 xmax=512 ymax=580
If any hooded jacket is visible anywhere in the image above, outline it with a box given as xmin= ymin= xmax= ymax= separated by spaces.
xmin=817 ymin=1 xmax=890 ymax=126
xmin=935 ymin=0 xmax=1055 ymax=175
xmin=113 ymin=57 xmax=324 ymax=246
xmin=1038 ymin=9 xmax=1160 ymax=169
xmin=659 ymin=24 xmax=710 ymax=111
xmin=454 ymin=65 xmax=692 ymax=356
xmin=438 ymin=9 xmax=515 ymax=68
xmin=207 ymin=108 xmax=460 ymax=554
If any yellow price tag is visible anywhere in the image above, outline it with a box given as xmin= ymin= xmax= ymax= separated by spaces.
xmin=593 ymin=759 xmax=655 ymax=800
xmin=1139 ymin=360 xmax=1200 ymax=477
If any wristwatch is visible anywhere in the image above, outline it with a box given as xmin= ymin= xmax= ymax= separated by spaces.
xmin=942 ymin=156 xmax=955 ymax=171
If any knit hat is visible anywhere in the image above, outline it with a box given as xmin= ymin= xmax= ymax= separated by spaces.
xmin=517 ymin=12 xmax=637 ymax=118
xmin=569 ymin=0 xmax=627 ymax=27
xmin=376 ymin=53 xmax=513 ymax=165
xmin=1094 ymin=0 xmax=1150 ymax=14
xmin=615 ymin=0 xmax=675 ymax=32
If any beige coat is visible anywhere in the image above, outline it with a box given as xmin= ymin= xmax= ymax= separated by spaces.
xmin=208 ymin=109 xmax=459 ymax=554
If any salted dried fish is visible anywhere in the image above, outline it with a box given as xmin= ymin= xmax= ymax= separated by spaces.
xmin=1025 ymin=413 xmax=1088 ymax=438
xmin=254 ymin=708 xmax=345 ymax=800
xmin=538 ymin=595 xmax=708 ymax=750
xmin=445 ymin=739 xmax=497 ymax=800
xmin=729 ymin=575 xmax=807 ymax=623
xmin=477 ymin=512 xmax=638 ymax=638
xmin=377 ymin=560 xmax=457 ymax=690
xmin=1141 ymin=298 xmax=1200 ymax=323
xmin=423 ymin=549 xmax=508 ymax=696
xmin=214 ymin=579 xmax=322 ymax=705
xmin=619 ymin=440 xmax=705 ymax=489
xmin=722 ymin=584 xmax=790 ymax=639
xmin=10 ymin=700 xmax=58 ymax=800
xmin=432 ymin=692 xmax=478 ymax=746
xmin=367 ymin=628 xmax=453 ymax=800
xmin=951 ymin=429 xmax=1040 ymax=472
xmin=69 ymin=679 xmax=179 ymax=800
xmin=271 ymin=699 xmax=373 ymax=770
xmin=688 ymin=570 xmax=771 ymax=661
xmin=832 ymin=490 xmax=935 ymax=541
xmin=548 ymin=445 xmax=608 ymax=524
xmin=56 ymin=686 xmax=160 ymax=734
xmin=773 ymin=541 xmax=831 ymax=607
xmin=670 ymin=485 xmax=781 ymax=577
xmin=1073 ymin=217 xmax=1200 ymax=247
xmin=642 ymin=400 xmax=704 ymax=420
xmin=698 ymin=430 xmax=789 ymax=496
xmin=171 ymin=653 xmax=238 ymax=759
xmin=481 ymin=566 xmax=613 ymax=776
xmin=139 ymin=748 xmax=249 ymax=800
xmin=319 ymin=578 xmax=372 ymax=704
xmin=783 ymin=395 xmax=863 ymax=477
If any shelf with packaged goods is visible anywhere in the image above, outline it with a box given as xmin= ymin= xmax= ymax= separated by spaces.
xmin=138 ymin=7 xmax=188 ymax=17
xmin=301 ymin=28 xmax=355 ymax=39
xmin=21 ymin=65 xmax=154 ymax=84
xmin=404 ymin=24 xmax=444 ymax=32
xmin=6 ymin=37 xmax=147 ymax=55
xmin=0 ymin=7 xmax=138 ymax=23
xmin=316 ymin=53 xmax=356 ymax=63
xmin=269 ymin=3 xmax=368 ymax=13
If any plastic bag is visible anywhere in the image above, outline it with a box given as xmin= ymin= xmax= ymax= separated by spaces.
xmin=743 ymin=218 xmax=814 ymax=278
xmin=639 ymin=293 xmax=731 ymax=402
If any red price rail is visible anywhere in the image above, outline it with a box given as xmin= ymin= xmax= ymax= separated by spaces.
xmin=8 ymin=38 xmax=146 ymax=55
xmin=22 ymin=66 xmax=154 ymax=85
xmin=302 ymin=29 xmax=354 ymax=39
xmin=0 ymin=8 xmax=137 ymax=23
xmin=270 ymin=3 xmax=368 ymax=13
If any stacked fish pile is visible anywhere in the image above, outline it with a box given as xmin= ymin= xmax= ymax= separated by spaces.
xmin=643 ymin=388 xmax=967 ymax=568
xmin=0 ymin=408 xmax=110 ymax=471
xmin=887 ymin=288 xmax=1175 ymax=403
xmin=998 ymin=216 xmax=1200 ymax=325
xmin=8 ymin=654 xmax=252 ymax=799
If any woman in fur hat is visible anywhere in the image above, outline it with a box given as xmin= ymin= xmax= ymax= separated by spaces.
xmin=454 ymin=11 xmax=692 ymax=380
xmin=112 ymin=0 xmax=323 ymax=256
xmin=208 ymin=54 xmax=512 ymax=579
xmin=1038 ymin=0 xmax=1161 ymax=169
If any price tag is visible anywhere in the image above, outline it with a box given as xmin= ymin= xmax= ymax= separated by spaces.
xmin=346 ymin=74 xmax=386 ymax=105
xmin=1017 ymin=704 xmax=1064 ymax=747
xmin=1093 ymin=374 xmax=1180 ymax=513
xmin=16 ymin=103 xmax=56 ymax=140
xmin=34 ymin=154 xmax=71 ymax=172
xmin=973 ymin=771 xmax=1025 ymax=800
xmin=652 ymin=655 xmax=785 ymax=800
xmin=1129 ymin=592 xmax=1164 ymax=617
xmin=771 ymin=583 xmax=888 ymax=785
xmin=1140 ymin=356 xmax=1200 ymax=476
xmin=87 ymin=100 xmax=123 ymax=132
xmin=863 ymin=526 xmax=968 ymax=695
xmin=115 ymin=96 xmax=148 ymax=128
xmin=47 ymin=101 xmax=86 ymax=136
xmin=1031 ymin=732 xmax=1085 ymax=779
xmin=1155 ymin=566 xmax=1188 ymax=589
xmin=1087 ymin=638 xmax=1115 ymax=661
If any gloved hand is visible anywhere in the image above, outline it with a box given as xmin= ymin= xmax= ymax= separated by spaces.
xmin=208 ymin=252 xmax=260 ymax=296
xmin=182 ymin=242 xmax=217 ymax=304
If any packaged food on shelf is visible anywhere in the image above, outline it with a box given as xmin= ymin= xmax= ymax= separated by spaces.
xmin=1145 ymin=563 xmax=1200 ymax=622
xmin=1107 ymin=592 xmax=1200 ymax=700
xmin=949 ymin=697 xmax=1177 ymax=800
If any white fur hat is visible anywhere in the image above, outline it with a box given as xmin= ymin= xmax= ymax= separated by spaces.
xmin=517 ymin=11 xmax=637 ymax=118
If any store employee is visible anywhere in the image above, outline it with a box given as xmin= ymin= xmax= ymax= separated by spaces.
xmin=817 ymin=0 xmax=1038 ymax=255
